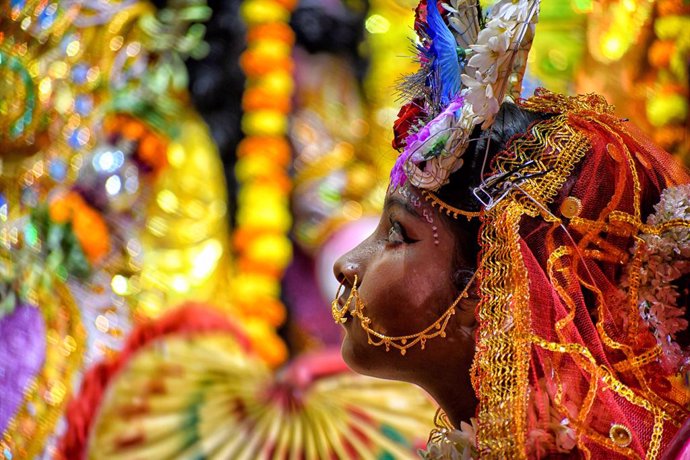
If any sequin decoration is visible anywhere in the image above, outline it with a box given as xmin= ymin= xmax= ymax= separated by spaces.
xmin=609 ymin=424 xmax=633 ymax=448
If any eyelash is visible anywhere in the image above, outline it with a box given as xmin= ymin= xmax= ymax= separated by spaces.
xmin=387 ymin=220 xmax=411 ymax=245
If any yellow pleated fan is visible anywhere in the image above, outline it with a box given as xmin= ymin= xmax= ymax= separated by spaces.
xmin=87 ymin=333 xmax=435 ymax=460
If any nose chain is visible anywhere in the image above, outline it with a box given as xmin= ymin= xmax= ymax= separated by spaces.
xmin=332 ymin=273 xmax=477 ymax=356
xmin=331 ymin=274 xmax=357 ymax=324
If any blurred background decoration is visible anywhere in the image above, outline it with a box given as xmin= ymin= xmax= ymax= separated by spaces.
xmin=0 ymin=0 xmax=689 ymax=458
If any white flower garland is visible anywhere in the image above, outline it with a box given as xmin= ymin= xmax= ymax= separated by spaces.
xmin=631 ymin=184 xmax=690 ymax=371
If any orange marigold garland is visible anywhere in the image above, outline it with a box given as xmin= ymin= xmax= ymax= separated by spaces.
xmin=103 ymin=114 xmax=170 ymax=175
xmin=49 ymin=191 xmax=111 ymax=264
xmin=234 ymin=0 xmax=297 ymax=366
xmin=644 ymin=0 xmax=690 ymax=158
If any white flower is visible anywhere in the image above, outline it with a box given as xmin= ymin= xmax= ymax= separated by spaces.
xmin=626 ymin=184 xmax=690 ymax=371
xmin=468 ymin=34 xmax=511 ymax=74
xmin=492 ymin=0 xmax=535 ymax=23
xmin=461 ymin=70 xmax=493 ymax=90
xmin=480 ymin=17 xmax=518 ymax=42
xmin=461 ymin=71 xmax=499 ymax=125
xmin=420 ymin=418 xmax=478 ymax=460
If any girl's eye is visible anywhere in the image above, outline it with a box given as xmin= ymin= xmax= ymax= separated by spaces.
xmin=388 ymin=222 xmax=406 ymax=245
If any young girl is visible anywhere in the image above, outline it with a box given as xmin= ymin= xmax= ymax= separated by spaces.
xmin=332 ymin=0 xmax=690 ymax=457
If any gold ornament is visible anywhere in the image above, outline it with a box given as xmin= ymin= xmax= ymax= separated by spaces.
xmin=560 ymin=196 xmax=583 ymax=219
xmin=334 ymin=273 xmax=476 ymax=356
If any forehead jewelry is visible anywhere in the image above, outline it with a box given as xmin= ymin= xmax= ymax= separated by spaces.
xmin=351 ymin=272 xmax=477 ymax=356
xmin=422 ymin=190 xmax=480 ymax=220
xmin=331 ymin=274 xmax=357 ymax=324
xmin=399 ymin=184 xmax=442 ymax=244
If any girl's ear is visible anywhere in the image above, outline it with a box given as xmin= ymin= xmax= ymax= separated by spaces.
xmin=453 ymin=269 xmax=476 ymax=292
xmin=456 ymin=295 xmax=478 ymax=329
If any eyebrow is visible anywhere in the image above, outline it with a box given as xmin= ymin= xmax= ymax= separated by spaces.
xmin=384 ymin=195 xmax=422 ymax=219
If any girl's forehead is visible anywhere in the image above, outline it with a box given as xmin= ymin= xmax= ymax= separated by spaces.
xmin=387 ymin=184 xmax=423 ymax=204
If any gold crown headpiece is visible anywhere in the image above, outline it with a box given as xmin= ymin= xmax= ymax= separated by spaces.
xmin=390 ymin=0 xmax=541 ymax=192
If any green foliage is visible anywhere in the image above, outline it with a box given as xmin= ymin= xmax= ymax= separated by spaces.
xmin=0 ymin=205 xmax=91 ymax=319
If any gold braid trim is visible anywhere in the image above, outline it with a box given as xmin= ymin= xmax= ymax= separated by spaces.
xmin=471 ymin=94 xmax=594 ymax=458
xmin=472 ymin=200 xmax=531 ymax=458
xmin=493 ymin=113 xmax=590 ymax=215
xmin=519 ymin=88 xmax=616 ymax=116
xmin=613 ymin=346 xmax=662 ymax=373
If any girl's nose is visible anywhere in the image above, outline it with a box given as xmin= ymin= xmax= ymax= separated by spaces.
xmin=333 ymin=243 xmax=365 ymax=289
xmin=333 ymin=254 xmax=359 ymax=288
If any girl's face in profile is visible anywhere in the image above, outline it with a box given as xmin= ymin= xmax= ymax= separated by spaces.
xmin=332 ymin=185 xmax=477 ymax=383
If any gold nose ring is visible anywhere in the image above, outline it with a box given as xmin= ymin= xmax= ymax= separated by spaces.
xmin=331 ymin=274 xmax=358 ymax=324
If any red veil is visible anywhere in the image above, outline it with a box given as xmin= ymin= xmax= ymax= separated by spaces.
xmin=471 ymin=89 xmax=690 ymax=458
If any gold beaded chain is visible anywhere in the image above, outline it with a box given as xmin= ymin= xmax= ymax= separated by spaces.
xmin=333 ymin=272 xmax=477 ymax=356
xmin=421 ymin=190 xmax=481 ymax=220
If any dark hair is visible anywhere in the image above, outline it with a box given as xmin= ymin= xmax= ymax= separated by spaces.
xmin=435 ymin=102 xmax=552 ymax=289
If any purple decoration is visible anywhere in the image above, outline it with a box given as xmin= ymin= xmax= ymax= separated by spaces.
xmin=283 ymin=247 xmax=342 ymax=347
xmin=389 ymin=147 xmax=415 ymax=189
xmin=0 ymin=305 xmax=46 ymax=434
xmin=406 ymin=96 xmax=464 ymax=163
xmin=389 ymin=96 xmax=464 ymax=188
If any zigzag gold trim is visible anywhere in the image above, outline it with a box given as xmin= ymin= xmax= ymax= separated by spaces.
xmin=472 ymin=199 xmax=531 ymax=458
xmin=471 ymin=108 xmax=591 ymax=458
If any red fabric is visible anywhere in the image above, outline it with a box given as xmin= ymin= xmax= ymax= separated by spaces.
xmin=662 ymin=417 xmax=690 ymax=460
xmin=523 ymin=113 xmax=688 ymax=457
xmin=476 ymin=91 xmax=690 ymax=458
xmin=57 ymin=303 xmax=251 ymax=460
xmin=392 ymin=99 xmax=426 ymax=151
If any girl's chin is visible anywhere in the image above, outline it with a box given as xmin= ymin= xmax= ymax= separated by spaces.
xmin=340 ymin=332 xmax=395 ymax=379
xmin=340 ymin=333 xmax=372 ymax=375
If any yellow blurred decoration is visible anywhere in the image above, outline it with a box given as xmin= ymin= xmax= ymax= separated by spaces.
xmin=156 ymin=189 xmax=179 ymax=213
xmin=256 ymin=71 xmax=294 ymax=96
xmin=237 ymin=202 xmax=292 ymax=232
xmin=137 ymin=115 xmax=234 ymax=312
xmin=235 ymin=155 xmax=283 ymax=181
xmin=365 ymin=14 xmax=391 ymax=34
xmin=250 ymin=39 xmax=292 ymax=59
xmin=242 ymin=110 xmax=289 ymax=136
xmin=246 ymin=234 xmax=293 ymax=268
xmin=242 ymin=318 xmax=288 ymax=366
xmin=234 ymin=273 xmax=280 ymax=299
xmin=571 ymin=0 xmax=593 ymax=13
xmin=363 ymin=0 xmax=418 ymax=173
xmin=601 ymin=34 xmax=625 ymax=61
xmin=227 ymin=0 xmax=299 ymax=366
xmin=241 ymin=0 xmax=291 ymax=25
xmin=647 ymin=92 xmax=689 ymax=127
xmin=588 ymin=0 xmax=655 ymax=63
xmin=111 ymin=275 xmax=129 ymax=296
